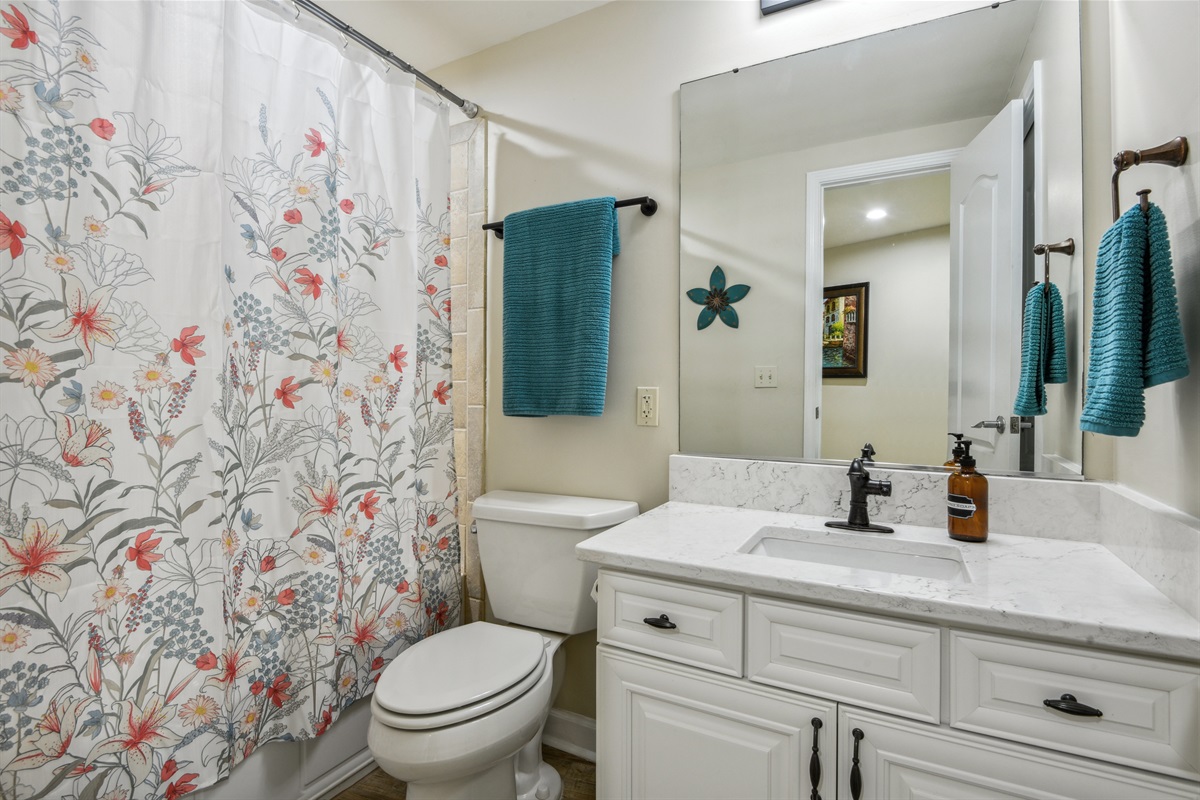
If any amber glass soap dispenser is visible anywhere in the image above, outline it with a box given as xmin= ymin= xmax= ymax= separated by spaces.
xmin=947 ymin=440 xmax=988 ymax=542
xmin=945 ymin=433 xmax=966 ymax=469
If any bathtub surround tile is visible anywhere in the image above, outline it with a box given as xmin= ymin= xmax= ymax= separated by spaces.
xmin=449 ymin=120 xmax=487 ymax=623
xmin=468 ymin=128 xmax=486 ymax=214
xmin=450 ymin=143 xmax=467 ymax=192
xmin=451 ymin=285 xmax=467 ymax=334
xmin=454 ymin=429 xmax=468 ymax=480
xmin=467 ymin=305 xmax=485 ymax=367
xmin=468 ymin=347 xmax=485 ymax=406
xmin=466 ymin=408 xmax=484 ymax=500
xmin=668 ymin=455 xmax=1199 ymax=620
xmin=463 ymin=523 xmax=482 ymax=599
xmin=467 ymin=213 xmax=487 ymax=309
xmin=449 ymin=119 xmax=479 ymax=147
xmin=451 ymin=333 xmax=467 ymax=382
xmin=450 ymin=235 xmax=467 ymax=287
xmin=451 ymin=380 xmax=467 ymax=427
xmin=450 ymin=189 xmax=468 ymax=239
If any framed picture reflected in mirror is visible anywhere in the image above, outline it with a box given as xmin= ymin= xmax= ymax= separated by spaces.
xmin=822 ymin=282 xmax=868 ymax=379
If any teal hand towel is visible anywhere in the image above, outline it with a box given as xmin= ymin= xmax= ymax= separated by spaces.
xmin=1013 ymin=281 xmax=1067 ymax=416
xmin=1142 ymin=203 xmax=1190 ymax=388
xmin=502 ymin=197 xmax=619 ymax=417
xmin=1081 ymin=202 xmax=1190 ymax=436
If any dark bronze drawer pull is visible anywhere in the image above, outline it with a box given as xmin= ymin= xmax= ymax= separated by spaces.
xmin=809 ymin=717 xmax=823 ymax=800
xmin=1043 ymin=693 xmax=1103 ymax=717
xmin=642 ymin=614 xmax=677 ymax=630
xmin=850 ymin=728 xmax=865 ymax=800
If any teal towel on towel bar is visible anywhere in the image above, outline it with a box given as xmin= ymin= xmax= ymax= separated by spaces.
xmin=502 ymin=197 xmax=619 ymax=417
xmin=1013 ymin=281 xmax=1067 ymax=417
xmin=1081 ymin=202 xmax=1190 ymax=437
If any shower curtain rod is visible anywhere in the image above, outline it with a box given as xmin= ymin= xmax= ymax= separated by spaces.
xmin=292 ymin=0 xmax=481 ymax=119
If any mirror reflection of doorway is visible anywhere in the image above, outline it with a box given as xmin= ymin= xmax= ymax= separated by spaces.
xmin=819 ymin=172 xmax=951 ymax=464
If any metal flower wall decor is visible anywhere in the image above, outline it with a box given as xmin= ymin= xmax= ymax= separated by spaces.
xmin=687 ymin=266 xmax=751 ymax=329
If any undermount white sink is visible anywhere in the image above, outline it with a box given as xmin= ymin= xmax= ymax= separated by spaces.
xmin=739 ymin=525 xmax=971 ymax=583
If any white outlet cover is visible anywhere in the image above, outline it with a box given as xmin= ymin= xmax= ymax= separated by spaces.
xmin=636 ymin=386 xmax=659 ymax=427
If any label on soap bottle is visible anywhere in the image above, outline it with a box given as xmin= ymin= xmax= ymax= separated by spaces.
xmin=948 ymin=493 xmax=976 ymax=519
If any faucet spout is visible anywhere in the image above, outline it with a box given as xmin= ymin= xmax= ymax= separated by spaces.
xmin=826 ymin=449 xmax=895 ymax=534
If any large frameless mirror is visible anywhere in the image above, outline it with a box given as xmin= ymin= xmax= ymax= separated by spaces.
xmin=679 ymin=0 xmax=1084 ymax=476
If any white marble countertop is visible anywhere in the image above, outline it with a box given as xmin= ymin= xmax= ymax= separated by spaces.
xmin=576 ymin=501 xmax=1200 ymax=662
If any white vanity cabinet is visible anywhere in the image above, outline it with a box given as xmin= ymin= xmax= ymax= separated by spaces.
xmin=595 ymin=569 xmax=1200 ymax=800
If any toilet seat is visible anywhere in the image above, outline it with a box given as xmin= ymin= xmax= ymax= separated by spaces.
xmin=374 ymin=622 xmax=548 ymax=729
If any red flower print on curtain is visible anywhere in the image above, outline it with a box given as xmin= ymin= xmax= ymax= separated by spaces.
xmin=0 ymin=2 xmax=456 ymax=798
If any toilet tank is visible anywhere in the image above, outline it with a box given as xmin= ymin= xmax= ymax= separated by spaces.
xmin=472 ymin=491 xmax=639 ymax=635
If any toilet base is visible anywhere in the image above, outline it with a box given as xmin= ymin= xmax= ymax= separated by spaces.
xmin=517 ymin=760 xmax=562 ymax=800
xmin=515 ymin=724 xmax=562 ymax=800
xmin=405 ymin=756 xmax=517 ymax=800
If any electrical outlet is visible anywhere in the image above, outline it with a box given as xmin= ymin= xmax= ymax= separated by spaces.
xmin=636 ymin=386 xmax=659 ymax=427
xmin=754 ymin=366 xmax=778 ymax=388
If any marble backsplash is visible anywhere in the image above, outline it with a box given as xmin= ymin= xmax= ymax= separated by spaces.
xmin=669 ymin=455 xmax=1200 ymax=619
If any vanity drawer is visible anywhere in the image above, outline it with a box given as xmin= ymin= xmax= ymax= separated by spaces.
xmin=951 ymin=630 xmax=1200 ymax=780
xmin=747 ymin=597 xmax=940 ymax=722
xmin=596 ymin=571 xmax=743 ymax=676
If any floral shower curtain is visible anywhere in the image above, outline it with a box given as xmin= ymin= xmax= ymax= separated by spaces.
xmin=0 ymin=1 xmax=458 ymax=798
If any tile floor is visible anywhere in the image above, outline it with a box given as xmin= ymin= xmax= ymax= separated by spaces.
xmin=333 ymin=746 xmax=596 ymax=800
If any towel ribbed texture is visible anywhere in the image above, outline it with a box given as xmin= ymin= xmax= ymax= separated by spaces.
xmin=1013 ymin=281 xmax=1067 ymax=416
xmin=1081 ymin=203 xmax=1190 ymax=437
xmin=502 ymin=197 xmax=619 ymax=417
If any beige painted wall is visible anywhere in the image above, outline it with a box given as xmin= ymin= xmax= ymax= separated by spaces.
xmin=822 ymin=227 xmax=951 ymax=465
xmin=1102 ymin=1 xmax=1200 ymax=518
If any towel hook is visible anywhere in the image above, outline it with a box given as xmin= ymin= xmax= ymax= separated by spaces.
xmin=1032 ymin=238 xmax=1075 ymax=297
xmin=1111 ymin=136 xmax=1188 ymax=221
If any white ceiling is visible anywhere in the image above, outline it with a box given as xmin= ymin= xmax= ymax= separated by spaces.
xmin=823 ymin=171 xmax=950 ymax=249
xmin=681 ymin=0 xmax=1041 ymax=170
xmin=321 ymin=0 xmax=610 ymax=73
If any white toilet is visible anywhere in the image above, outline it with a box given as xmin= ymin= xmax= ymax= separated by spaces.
xmin=368 ymin=490 xmax=639 ymax=800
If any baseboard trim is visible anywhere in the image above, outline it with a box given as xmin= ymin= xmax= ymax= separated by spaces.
xmin=310 ymin=748 xmax=378 ymax=800
xmin=543 ymin=709 xmax=596 ymax=763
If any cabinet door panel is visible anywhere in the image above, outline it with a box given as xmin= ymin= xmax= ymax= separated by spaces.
xmin=598 ymin=645 xmax=835 ymax=800
xmin=838 ymin=706 xmax=1199 ymax=800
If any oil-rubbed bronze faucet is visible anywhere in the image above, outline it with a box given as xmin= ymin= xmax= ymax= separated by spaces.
xmin=826 ymin=444 xmax=894 ymax=534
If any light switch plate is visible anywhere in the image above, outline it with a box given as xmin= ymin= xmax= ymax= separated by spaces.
xmin=755 ymin=366 xmax=778 ymax=388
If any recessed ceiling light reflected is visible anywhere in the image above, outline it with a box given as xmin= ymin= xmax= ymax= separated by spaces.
xmin=866 ymin=208 xmax=888 ymax=221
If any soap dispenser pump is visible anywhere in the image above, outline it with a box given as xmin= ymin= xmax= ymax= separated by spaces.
xmin=947 ymin=440 xmax=988 ymax=542
xmin=945 ymin=433 xmax=966 ymax=469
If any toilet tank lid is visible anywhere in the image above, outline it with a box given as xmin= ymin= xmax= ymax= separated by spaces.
xmin=473 ymin=491 xmax=639 ymax=530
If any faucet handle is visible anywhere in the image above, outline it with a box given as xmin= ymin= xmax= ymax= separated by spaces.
xmin=860 ymin=443 xmax=876 ymax=462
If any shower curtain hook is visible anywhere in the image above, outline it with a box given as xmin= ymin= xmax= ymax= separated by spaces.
xmin=339 ymin=32 xmax=349 ymax=51
xmin=291 ymin=0 xmax=301 ymax=21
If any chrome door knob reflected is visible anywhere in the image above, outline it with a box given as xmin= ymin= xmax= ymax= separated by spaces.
xmin=971 ymin=416 xmax=1006 ymax=433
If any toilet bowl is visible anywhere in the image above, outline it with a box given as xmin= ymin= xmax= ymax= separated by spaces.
xmin=367 ymin=491 xmax=640 ymax=800
xmin=370 ymin=623 xmax=563 ymax=800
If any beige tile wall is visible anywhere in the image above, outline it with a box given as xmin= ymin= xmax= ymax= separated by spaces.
xmin=449 ymin=119 xmax=487 ymax=623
